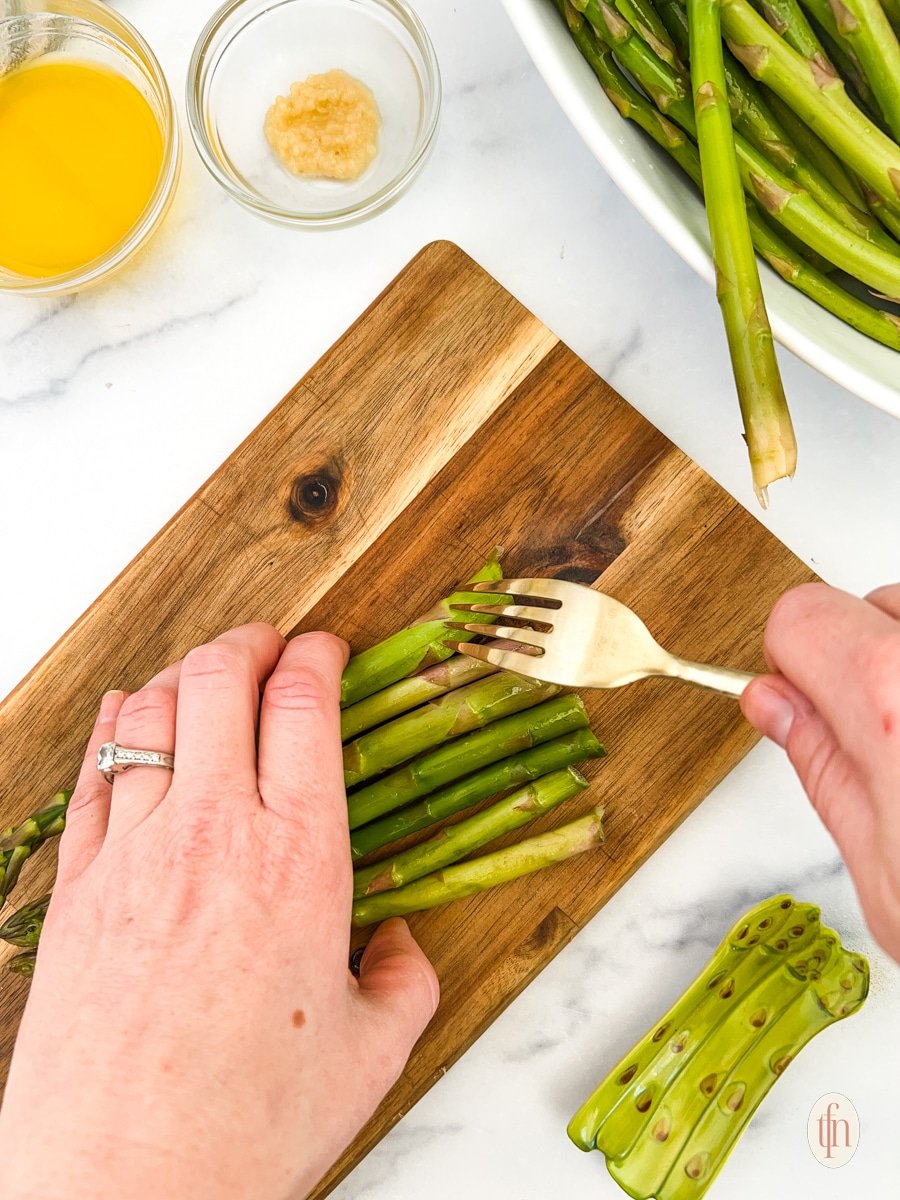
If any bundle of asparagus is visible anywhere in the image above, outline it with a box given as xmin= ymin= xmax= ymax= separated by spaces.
xmin=556 ymin=0 xmax=900 ymax=504
xmin=0 ymin=554 xmax=607 ymax=974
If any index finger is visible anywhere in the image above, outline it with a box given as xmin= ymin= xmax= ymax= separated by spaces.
xmin=764 ymin=582 xmax=900 ymax=769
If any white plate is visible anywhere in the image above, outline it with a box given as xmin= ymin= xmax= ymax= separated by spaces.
xmin=503 ymin=0 xmax=900 ymax=418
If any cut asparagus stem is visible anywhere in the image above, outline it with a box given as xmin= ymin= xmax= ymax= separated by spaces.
xmin=351 ymin=805 xmax=605 ymax=926
xmin=353 ymin=766 xmax=590 ymax=898
xmin=348 ymin=694 xmax=591 ymax=829
xmin=350 ymin=727 xmax=606 ymax=861
xmin=720 ymin=0 xmax=900 ymax=213
xmin=0 ymin=893 xmax=50 ymax=948
xmin=7 ymin=950 xmax=37 ymax=977
xmin=688 ymin=0 xmax=795 ymax=503
xmin=580 ymin=0 xmax=900 ymax=293
xmin=343 ymin=672 xmax=560 ymax=789
xmin=0 ymin=792 xmax=70 ymax=905
xmin=339 ymin=552 xmax=504 ymax=708
xmin=559 ymin=7 xmax=900 ymax=349
xmin=340 ymin=655 xmax=497 ymax=742
xmin=568 ymin=897 xmax=868 ymax=1200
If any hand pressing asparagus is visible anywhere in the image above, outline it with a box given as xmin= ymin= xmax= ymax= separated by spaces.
xmin=0 ymin=556 xmax=607 ymax=972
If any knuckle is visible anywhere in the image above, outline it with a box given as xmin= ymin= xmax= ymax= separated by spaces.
xmin=865 ymin=582 xmax=900 ymax=607
xmin=164 ymin=805 xmax=232 ymax=874
xmin=294 ymin=630 xmax=348 ymax=658
xmin=66 ymin=780 xmax=104 ymax=816
xmin=265 ymin=665 xmax=333 ymax=713
xmin=862 ymin=633 xmax=900 ymax=710
xmin=244 ymin=621 xmax=283 ymax=645
xmin=768 ymin=582 xmax=829 ymax=637
xmin=182 ymin=641 xmax=246 ymax=684
xmin=800 ymin=733 xmax=842 ymax=809
xmin=117 ymin=685 xmax=176 ymax=729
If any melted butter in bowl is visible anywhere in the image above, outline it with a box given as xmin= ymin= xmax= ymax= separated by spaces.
xmin=0 ymin=59 xmax=163 ymax=278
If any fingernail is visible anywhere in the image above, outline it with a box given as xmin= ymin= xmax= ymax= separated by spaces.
xmin=755 ymin=682 xmax=795 ymax=748
xmin=100 ymin=689 xmax=125 ymax=716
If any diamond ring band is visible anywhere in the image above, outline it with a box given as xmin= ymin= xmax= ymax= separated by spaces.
xmin=97 ymin=742 xmax=175 ymax=785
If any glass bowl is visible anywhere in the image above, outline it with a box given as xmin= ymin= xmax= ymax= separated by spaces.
xmin=0 ymin=0 xmax=181 ymax=297
xmin=187 ymin=0 xmax=441 ymax=228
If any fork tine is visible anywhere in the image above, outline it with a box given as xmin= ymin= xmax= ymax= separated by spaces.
xmin=451 ymin=602 xmax=556 ymax=629
xmin=446 ymin=621 xmax=550 ymax=650
xmin=445 ymin=640 xmax=539 ymax=674
xmin=472 ymin=579 xmax=563 ymax=606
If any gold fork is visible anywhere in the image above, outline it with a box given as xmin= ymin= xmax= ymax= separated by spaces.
xmin=447 ymin=578 xmax=757 ymax=698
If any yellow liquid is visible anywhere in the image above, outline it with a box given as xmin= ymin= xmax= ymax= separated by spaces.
xmin=0 ymin=59 xmax=163 ymax=277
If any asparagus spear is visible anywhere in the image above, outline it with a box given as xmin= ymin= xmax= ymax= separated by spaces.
xmin=353 ymin=766 xmax=589 ymax=898
xmin=348 ymin=694 xmax=591 ymax=829
xmin=862 ymin=181 xmax=900 ymax=241
xmin=351 ymin=805 xmax=605 ymax=926
xmin=560 ymin=8 xmax=900 ymax=349
xmin=0 ymin=792 xmax=70 ymax=905
xmin=350 ymin=727 xmax=606 ymax=861
xmin=882 ymin=0 xmax=900 ymax=35
xmin=748 ymin=0 xmax=827 ymax=57
xmin=765 ymin=91 xmax=868 ymax=208
xmin=745 ymin=0 xmax=882 ymax=126
xmin=811 ymin=0 xmax=900 ymax=141
xmin=796 ymin=0 xmax=900 ymax=140
xmin=686 ymin=0 xmax=795 ymax=503
xmin=341 ymin=655 xmax=497 ymax=742
xmin=569 ymin=897 xmax=868 ymax=1200
xmin=7 ymin=951 xmax=36 ymax=977
xmin=339 ymin=552 xmax=504 ymax=709
xmin=580 ymin=0 xmax=900 ymax=293
xmin=0 ymin=893 xmax=50 ymax=948
xmin=343 ymin=672 xmax=559 ymax=788
xmin=720 ymin=0 xmax=900 ymax=212
xmin=611 ymin=0 xmax=682 ymax=65
xmin=753 ymin=219 xmax=900 ymax=347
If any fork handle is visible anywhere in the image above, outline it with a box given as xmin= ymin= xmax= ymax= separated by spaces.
xmin=666 ymin=657 xmax=757 ymax=698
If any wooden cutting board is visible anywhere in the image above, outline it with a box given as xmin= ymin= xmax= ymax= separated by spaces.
xmin=0 ymin=241 xmax=814 ymax=1195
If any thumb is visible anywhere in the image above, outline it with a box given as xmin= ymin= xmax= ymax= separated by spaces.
xmin=356 ymin=919 xmax=439 ymax=1065
xmin=741 ymin=675 xmax=875 ymax=870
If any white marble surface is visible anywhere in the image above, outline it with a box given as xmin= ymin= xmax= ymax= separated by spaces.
xmin=1 ymin=1 xmax=898 ymax=1196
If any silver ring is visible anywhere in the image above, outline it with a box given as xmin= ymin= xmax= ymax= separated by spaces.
xmin=97 ymin=741 xmax=175 ymax=785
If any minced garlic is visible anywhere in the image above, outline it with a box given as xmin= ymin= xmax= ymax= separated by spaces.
xmin=264 ymin=69 xmax=381 ymax=181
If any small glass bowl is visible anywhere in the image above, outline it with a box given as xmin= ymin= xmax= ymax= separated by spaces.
xmin=0 ymin=0 xmax=180 ymax=297
xmin=187 ymin=0 xmax=441 ymax=228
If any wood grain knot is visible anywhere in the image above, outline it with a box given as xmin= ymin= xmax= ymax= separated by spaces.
xmin=287 ymin=464 xmax=342 ymax=525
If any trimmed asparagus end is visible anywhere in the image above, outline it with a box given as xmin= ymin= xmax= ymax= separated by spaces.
xmin=569 ymin=896 xmax=868 ymax=1197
